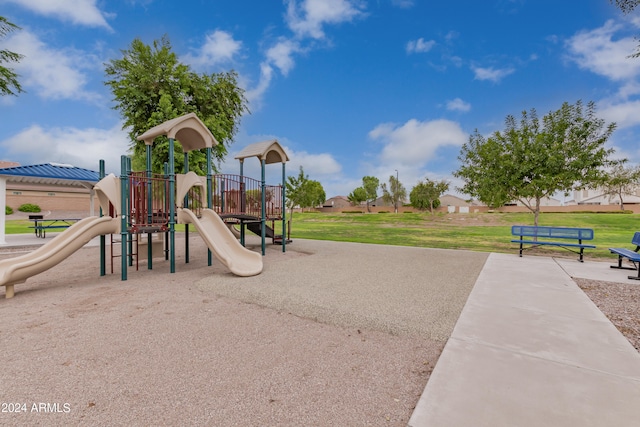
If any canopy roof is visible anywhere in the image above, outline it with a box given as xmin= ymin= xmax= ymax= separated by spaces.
xmin=0 ymin=163 xmax=100 ymax=189
xmin=234 ymin=139 xmax=289 ymax=164
xmin=136 ymin=112 xmax=218 ymax=152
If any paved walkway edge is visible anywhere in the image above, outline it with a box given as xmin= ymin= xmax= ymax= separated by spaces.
xmin=409 ymin=253 xmax=640 ymax=427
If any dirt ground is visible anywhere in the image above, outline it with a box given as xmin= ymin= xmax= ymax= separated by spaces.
xmin=0 ymin=236 xmax=449 ymax=426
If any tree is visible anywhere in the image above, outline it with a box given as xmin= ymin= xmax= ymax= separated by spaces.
xmin=601 ymin=163 xmax=640 ymax=210
xmin=304 ymin=180 xmax=326 ymax=210
xmin=285 ymin=167 xmax=325 ymax=213
xmin=285 ymin=166 xmax=308 ymax=217
xmin=0 ymin=16 xmax=24 ymax=96
xmin=410 ymin=179 xmax=450 ymax=213
xmin=454 ymin=101 xmax=618 ymax=225
xmin=347 ymin=187 xmax=367 ymax=206
xmin=362 ymin=176 xmax=379 ymax=212
xmin=104 ymin=35 xmax=248 ymax=174
xmin=611 ymin=0 xmax=639 ymax=14
xmin=610 ymin=1 xmax=640 ymax=56
xmin=381 ymin=175 xmax=407 ymax=213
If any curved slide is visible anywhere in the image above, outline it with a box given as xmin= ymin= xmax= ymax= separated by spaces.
xmin=0 ymin=216 xmax=120 ymax=298
xmin=177 ymin=208 xmax=263 ymax=277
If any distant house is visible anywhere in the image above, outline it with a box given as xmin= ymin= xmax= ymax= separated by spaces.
xmin=508 ymin=196 xmax=562 ymax=207
xmin=371 ymin=196 xmax=409 ymax=207
xmin=323 ymin=196 xmax=352 ymax=209
xmin=565 ymin=187 xmax=640 ymax=206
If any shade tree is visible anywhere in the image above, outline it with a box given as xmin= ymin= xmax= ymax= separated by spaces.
xmin=454 ymin=100 xmax=618 ymax=225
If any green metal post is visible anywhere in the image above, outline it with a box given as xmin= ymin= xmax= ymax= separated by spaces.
xmin=127 ymin=157 xmax=133 ymax=267
xmin=206 ymin=147 xmax=212 ymax=266
xmin=146 ymin=144 xmax=153 ymax=270
xmin=261 ymin=158 xmax=266 ymax=256
xmin=169 ymin=138 xmax=176 ymax=273
xmin=120 ymin=155 xmax=128 ymax=281
xmin=282 ymin=162 xmax=286 ymax=253
xmin=184 ymin=152 xmax=189 ymax=264
xmin=239 ymin=160 xmax=245 ymax=247
xmin=99 ymin=159 xmax=106 ymax=276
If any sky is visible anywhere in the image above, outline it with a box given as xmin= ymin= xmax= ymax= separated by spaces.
xmin=2 ymin=0 xmax=640 ymax=200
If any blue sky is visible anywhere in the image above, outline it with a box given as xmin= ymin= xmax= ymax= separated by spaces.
xmin=1 ymin=0 xmax=640 ymax=199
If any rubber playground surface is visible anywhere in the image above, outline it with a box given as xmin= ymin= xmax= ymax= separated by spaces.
xmin=0 ymin=234 xmax=486 ymax=426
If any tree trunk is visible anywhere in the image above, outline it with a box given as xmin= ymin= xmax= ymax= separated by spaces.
xmin=534 ymin=197 xmax=541 ymax=227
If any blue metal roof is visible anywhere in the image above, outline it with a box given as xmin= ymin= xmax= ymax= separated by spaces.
xmin=0 ymin=163 xmax=100 ymax=187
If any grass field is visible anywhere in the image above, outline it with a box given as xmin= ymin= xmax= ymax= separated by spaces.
xmin=286 ymin=211 xmax=640 ymax=260
xmin=5 ymin=211 xmax=639 ymax=260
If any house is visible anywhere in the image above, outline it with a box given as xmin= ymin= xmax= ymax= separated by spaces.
xmin=323 ymin=195 xmax=352 ymax=209
xmin=565 ymin=187 xmax=640 ymax=206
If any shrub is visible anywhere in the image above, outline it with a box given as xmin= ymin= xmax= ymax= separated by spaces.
xmin=5 ymin=206 xmax=13 ymax=215
xmin=18 ymin=203 xmax=41 ymax=213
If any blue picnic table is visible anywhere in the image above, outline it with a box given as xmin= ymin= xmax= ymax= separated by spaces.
xmin=28 ymin=215 xmax=80 ymax=238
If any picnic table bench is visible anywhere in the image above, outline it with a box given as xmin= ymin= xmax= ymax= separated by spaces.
xmin=609 ymin=231 xmax=640 ymax=280
xmin=511 ymin=225 xmax=595 ymax=262
xmin=28 ymin=215 xmax=80 ymax=238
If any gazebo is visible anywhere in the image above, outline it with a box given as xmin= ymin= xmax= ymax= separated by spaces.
xmin=0 ymin=163 xmax=101 ymax=244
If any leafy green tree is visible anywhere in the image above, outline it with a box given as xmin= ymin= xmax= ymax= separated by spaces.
xmin=348 ymin=187 xmax=367 ymax=206
xmin=305 ymin=180 xmax=326 ymax=210
xmin=362 ymin=176 xmax=379 ymax=212
xmin=410 ymin=179 xmax=450 ymax=213
xmin=381 ymin=175 xmax=406 ymax=213
xmin=454 ymin=101 xmax=618 ymax=225
xmin=286 ymin=166 xmax=308 ymax=217
xmin=104 ymin=35 xmax=248 ymax=174
xmin=601 ymin=163 xmax=640 ymax=210
xmin=285 ymin=166 xmax=326 ymax=213
xmin=0 ymin=16 xmax=24 ymax=96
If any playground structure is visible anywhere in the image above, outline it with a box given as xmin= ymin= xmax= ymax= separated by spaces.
xmin=0 ymin=113 xmax=289 ymax=298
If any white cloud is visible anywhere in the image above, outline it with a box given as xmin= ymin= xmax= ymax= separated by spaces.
xmin=3 ymin=0 xmax=112 ymax=29
xmin=3 ymin=30 xmax=99 ymax=100
xmin=598 ymin=99 xmax=640 ymax=129
xmin=285 ymin=0 xmax=366 ymax=39
xmin=566 ymin=19 xmax=640 ymax=81
xmin=244 ymin=62 xmax=275 ymax=108
xmin=369 ymin=118 xmax=467 ymax=168
xmin=184 ymin=30 xmax=242 ymax=68
xmin=266 ymin=39 xmax=302 ymax=76
xmin=406 ymin=38 xmax=436 ymax=54
xmin=0 ymin=124 xmax=130 ymax=173
xmin=446 ymin=98 xmax=471 ymax=112
xmin=471 ymin=65 xmax=515 ymax=82
xmin=391 ymin=0 xmax=414 ymax=8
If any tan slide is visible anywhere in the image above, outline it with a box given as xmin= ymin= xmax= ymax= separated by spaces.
xmin=177 ymin=208 xmax=263 ymax=277
xmin=0 ymin=216 xmax=120 ymax=298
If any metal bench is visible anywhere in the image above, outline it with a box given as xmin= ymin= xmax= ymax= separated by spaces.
xmin=609 ymin=231 xmax=640 ymax=280
xmin=511 ymin=225 xmax=596 ymax=262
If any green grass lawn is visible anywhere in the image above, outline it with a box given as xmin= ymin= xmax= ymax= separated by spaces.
xmin=287 ymin=211 xmax=640 ymax=260
xmin=4 ymin=219 xmax=187 ymax=234
xmin=5 ymin=211 xmax=638 ymax=260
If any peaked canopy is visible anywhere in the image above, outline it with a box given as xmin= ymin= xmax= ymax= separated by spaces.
xmin=234 ymin=139 xmax=289 ymax=164
xmin=0 ymin=163 xmax=100 ymax=189
xmin=136 ymin=113 xmax=218 ymax=152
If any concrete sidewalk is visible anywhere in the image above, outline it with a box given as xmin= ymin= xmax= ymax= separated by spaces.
xmin=410 ymin=253 xmax=640 ymax=426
